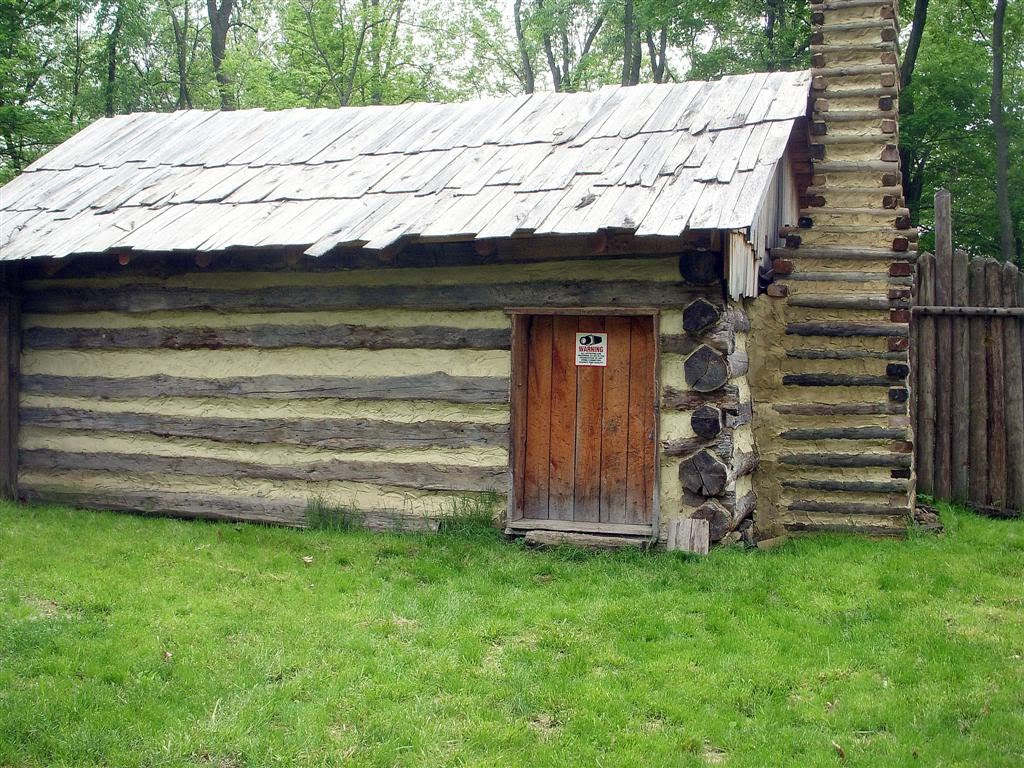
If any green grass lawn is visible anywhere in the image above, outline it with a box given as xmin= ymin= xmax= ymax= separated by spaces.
xmin=1 ymin=502 xmax=1022 ymax=767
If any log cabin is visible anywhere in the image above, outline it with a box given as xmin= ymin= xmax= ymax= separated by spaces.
xmin=0 ymin=0 xmax=915 ymax=548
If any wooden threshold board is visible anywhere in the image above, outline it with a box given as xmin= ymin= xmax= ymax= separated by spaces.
xmin=506 ymin=518 xmax=654 ymax=536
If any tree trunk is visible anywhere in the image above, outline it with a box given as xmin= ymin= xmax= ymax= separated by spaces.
xmin=991 ymin=0 xmax=1016 ymax=262
xmin=621 ymin=0 xmax=633 ymax=86
xmin=541 ymin=34 xmax=561 ymax=91
xmin=207 ymin=0 xmax=235 ymax=110
xmin=534 ymin=0 xmax=561 ymax=91
xmin=368 ymin=0 xmax=385 ymax=105
xmin=69 ymin=12 xmax=83 ymax=121
xmin=167 ymin=2 xmax=193 ymax=109
xmin=765 ymin=0 xmax=779 ymax=71
xmin=645 ymin=27 xmax=667 ymax=83
xmin=104 ymin=2 xmax=124 ymax=118
xmin=512 ymin=0 xmax=534 ymax=93
xmin=900 ymin=0 xmax=929 ymax=88
xmin=629 ymin=31 xmax=641 ymax=85
xmin=898 ymin=0 xmax=930 ymax=211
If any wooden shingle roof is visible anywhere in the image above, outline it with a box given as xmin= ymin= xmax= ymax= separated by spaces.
xmin=0 ymin=71 xmax=810 ymax=261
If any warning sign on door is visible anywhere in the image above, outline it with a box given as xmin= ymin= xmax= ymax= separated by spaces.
xmin=575 ymin=332 xmax=607 ymax=367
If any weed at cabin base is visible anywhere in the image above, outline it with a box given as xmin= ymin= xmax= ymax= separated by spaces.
xmin=435 ymin=491 xmax=503 ymax=538
xmin=303 ymin=496 xmax=363 ymax=533
xmin=304 ymin=492 xmax=504 ymax=538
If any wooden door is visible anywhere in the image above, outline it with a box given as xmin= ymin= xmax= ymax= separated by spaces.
xmin=511 ymin=312 xmax=657 ymax=533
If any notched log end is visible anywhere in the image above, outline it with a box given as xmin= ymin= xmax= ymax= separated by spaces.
xmin=683 ymin=344 xmax=730 ymax=393
xmin=683 ymin=297 xmax=722 ymax=335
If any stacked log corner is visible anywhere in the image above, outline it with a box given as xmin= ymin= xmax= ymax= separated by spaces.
xmin=757 ymin=0 xmax=915 ymax=537
xmin=0 ymin=264 xmax=19 ymax=500
xmin=671 ymin=299 xmax=757 ymax=547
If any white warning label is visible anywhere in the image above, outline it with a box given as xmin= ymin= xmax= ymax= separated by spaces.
xmin=575 ymin=332 xmax=608 ymax=367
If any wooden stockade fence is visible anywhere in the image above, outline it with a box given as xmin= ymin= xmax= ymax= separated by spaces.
xmin=913 ymin=190 xmax=1024 ymax=516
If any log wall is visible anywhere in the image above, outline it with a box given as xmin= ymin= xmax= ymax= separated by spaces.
xmin=15 ymin=246 xmax=730 ymax=536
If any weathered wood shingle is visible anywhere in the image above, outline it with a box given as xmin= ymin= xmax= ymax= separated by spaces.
xmin=0 ymin=71 xmax=810 ymax=261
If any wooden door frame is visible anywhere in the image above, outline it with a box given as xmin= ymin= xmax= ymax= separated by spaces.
xmin=505 ymin=306 xmax=661 ymax=538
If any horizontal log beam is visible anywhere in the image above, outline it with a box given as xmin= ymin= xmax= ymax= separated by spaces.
xmin=21 ymin=448 xmax=508 ymax=492
xmin=661 ymin=385 xmax=740 ymax=411
xmin=783 ymin=272 xmax=909 ymax=284
xmin=812 ymin=63 xmax=896 ymax=77
xmin=20 ymin=236 xmax=703 ymax=280
xmin=812 ymin=135 xmax=896 ymax=146
xmin=787 ymin=295 xmax=891 ymax=310
xmin=783 ymin=373 xmax=894 ymax=387
xmin=813 ymin=86 xmax=899 ymax=100
xmin=772 ymin=401 xmax=905 ymax=415
xmin=787 ymin=499 xmax=906 ymax=516
xmin=812 ymin=160 xmax=899 ymax=173
xmin=18 ymin=486 xmax=440 ymax=531
xmin=26 ymin=323 xmax=748 ymax=357
xmin=782 ymin=479 xmax=909 ymax=493
xmin=20 ymin=407 xmax=508 ymax=450
xmin=780 ymin=426 xmax=907 ymax=440
xmin=812 ymin=18 xmax=896 ymax=32
xmin=24 ymin=280 xmax=705 ymax=314
xmin=522 ymin=530 xmax=647 ymax=550
xmin=811 ymin=0 xmax=898 ymax=11
xmin=663 ymin=431 xmax=733 ymax=460
xmin=23 ymin=324 xmax=513 ymax=351
xmin=771 ymin=246 xmax=915 ymax=261
xmin=783 ymin=521 xmax=907 ymax=537
xmin=779 ymin=452 xmax=912 ymax=468
xmin=22 ymin=372 xmax=511 ymax=404
xmin=787 ymin=322 xmax=909 ymax=338
xmin=786 ymin=348 xmax=908 ymax=360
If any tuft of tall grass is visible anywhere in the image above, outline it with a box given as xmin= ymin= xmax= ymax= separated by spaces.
xmin=303 ymin=496 xmax=364 ymax=532
xmin=436 ymin=491 xmax=503 ymax=537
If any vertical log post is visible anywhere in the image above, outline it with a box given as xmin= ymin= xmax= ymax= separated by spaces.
xmin=951 ymin=248 xmax=971 ymax=501
xmin=915 ymin=252 xmax=936 ymax=494
xmin=1002 ymin=262 xmax=1024 ymax=510
xmin=933 ymin=214 xmax=954 ymax=499
xmin=984 ymin=259 xmax=1007 ymax=508
xmin=0 ymin=264 xmax=20 ymax=500
xmin=968 ymin=258 xmax=989 ymax=506
xmin=932 ymin=190 xmax=954 ymax=499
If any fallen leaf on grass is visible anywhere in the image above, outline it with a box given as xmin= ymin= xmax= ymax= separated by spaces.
xmin=831 ymin=740 xmax=845 ymax=760
xmin=302 ymin=556 xmax=314 ymax=565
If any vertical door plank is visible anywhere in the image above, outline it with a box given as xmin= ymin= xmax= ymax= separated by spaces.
xmin=985 ymin=259 xmax=1007 ymax=508
xmin=625 ymin=315 xmax=656 ymax=525
xmin=510 ymin=315 xmax=529 ymax=521
xmin=523 ymin=315 xmax=553 ymax=519
xmin=599 ymin=316 xmax=633 ymax=523
xmin=573 ymin=317 xmax=605 ymax=522
xmin=547 ymin=315 xmax=578 ymax=520
xmin=968 ymin=258 xmax=989 ymax=506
